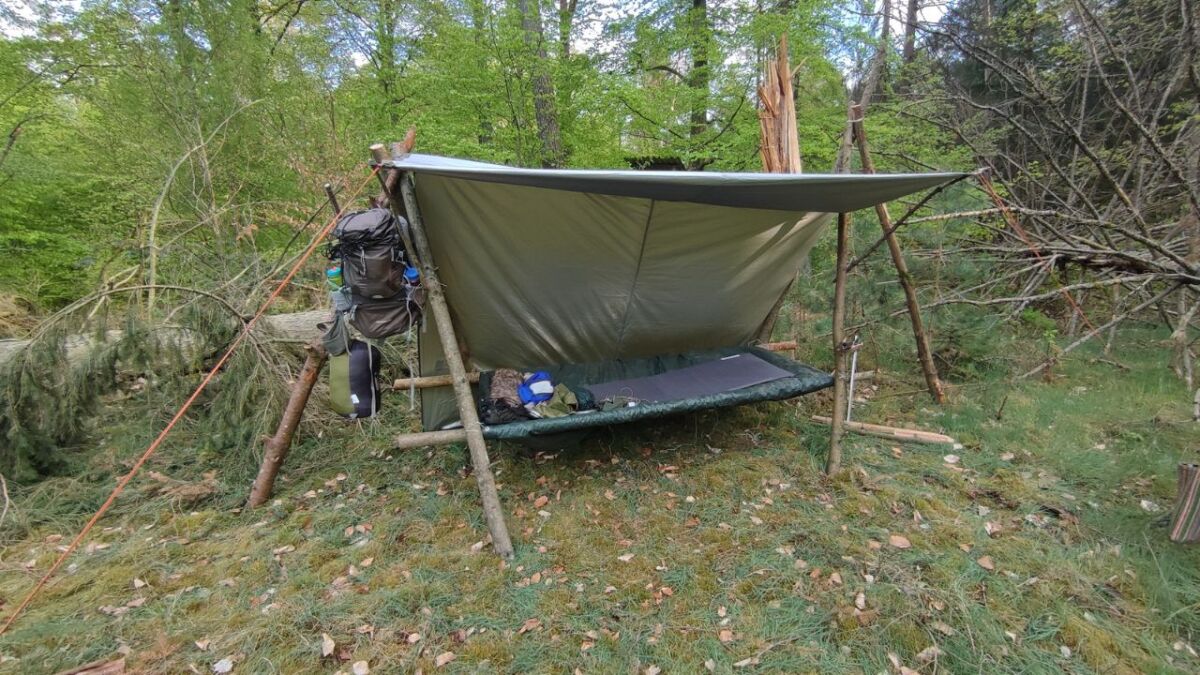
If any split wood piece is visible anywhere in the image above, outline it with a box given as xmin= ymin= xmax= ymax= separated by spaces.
xmin=395 ymin=428 xmax=470 ymax=449
xmin=827 ymin=212 xmax=851 ymax=475
xmin=760 ymin=340 xmax=798 ymax=352
xmin=398 ymin=169 xmax=515 ymax=559
xmin=1170 ymin=463 xmax=1200 ymax=544
xmin=247 ymin=341 xmax=328 ymax=508
xmin=851 ymin=104 xmax=946 ymax=405
xmin=757 ymin=34 xmax=802 ymax=174
xmin=754 ymin=35 xmax=803 ymax=344
xmin=811 ymin=416 xmax=958 ymax=446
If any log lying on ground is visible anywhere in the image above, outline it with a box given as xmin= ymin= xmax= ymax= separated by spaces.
xmin=0 ymin=310 xmax=328 ymax=367
xmin=811 ymin=415 xmax=959 ymax=446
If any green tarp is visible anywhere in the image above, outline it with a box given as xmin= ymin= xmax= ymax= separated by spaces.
xmin=379 ymin=154 xmax=965 ymax=430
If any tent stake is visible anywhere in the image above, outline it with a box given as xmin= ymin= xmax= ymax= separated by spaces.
xmin=395 ymin=168 xmax=515 ymax=559
xmin=827 ymin=212 xmax=851 ymax=474
xmin=851 ymin=104 xmax=946 ymax=404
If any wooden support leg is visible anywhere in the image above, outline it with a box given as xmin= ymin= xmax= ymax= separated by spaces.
xmin=248 ymin=342 xmax=327 ymax=508
xmin=395 ymin=169 xmax=515 ymax=559
xmin=827 ymin=213 xmax=851 ymax=475
xmin=851 ymin=104 xmax=946 ymax=404
xmin=1170 ymin=463 xmax=1200 ymax=543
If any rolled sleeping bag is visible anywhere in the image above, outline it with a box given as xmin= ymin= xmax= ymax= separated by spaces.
xmin=329 ymin=339 xmax=381 ymax=418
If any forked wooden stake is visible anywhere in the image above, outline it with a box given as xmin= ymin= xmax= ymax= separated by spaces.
xmin=827 ymin=212 xmax=851 ymax=475
xmin=395 ymin=169 xmax=515 ymax=559
xmin=248 ymin=341 xmax=328 ymax=507
xmin=851 ymin=104 xmax=946 ymax=404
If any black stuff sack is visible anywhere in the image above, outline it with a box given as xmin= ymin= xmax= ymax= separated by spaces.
xmin=328 ymin=340 xmax=381 ymax=418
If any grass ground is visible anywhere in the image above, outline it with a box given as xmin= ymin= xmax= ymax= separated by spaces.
xmin=1 ymin=327 xmax=1198 ymax=674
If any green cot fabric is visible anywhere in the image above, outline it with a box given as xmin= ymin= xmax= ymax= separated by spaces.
xmin=475 ymin=347 xmax=831 ymax=440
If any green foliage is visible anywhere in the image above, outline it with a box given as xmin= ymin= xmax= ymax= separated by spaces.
xmin=0 ymin=294 xmax=286 ymax=481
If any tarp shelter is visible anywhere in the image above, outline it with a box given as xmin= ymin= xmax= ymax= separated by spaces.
xmin=381 ymin=154 xmax=964 ymax=433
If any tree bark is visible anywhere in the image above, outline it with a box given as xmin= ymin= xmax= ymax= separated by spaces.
xmin=827 ymin=212 xmax=851 ymax=475
xmin=516 ymin=0 xmax=565 ymax=167
xmin=558 ymin=0 xmax=578 ymax=59
xmin=688 ymin=0 xmax=711 ymax=142
xmin=0 ymin=310 xmax=328 ymax=367
xmin=247 ymin=341 xmax=327 ymax=508
xmin=902 ymin=0 xmax=921 ymax=62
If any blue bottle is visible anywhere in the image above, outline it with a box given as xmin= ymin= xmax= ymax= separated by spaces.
xmin=326 ymin=265 xmax=344 ymax=289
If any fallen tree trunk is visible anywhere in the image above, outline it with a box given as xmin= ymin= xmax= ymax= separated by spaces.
xmin=0 ymin=310 xmax=328 ymax=367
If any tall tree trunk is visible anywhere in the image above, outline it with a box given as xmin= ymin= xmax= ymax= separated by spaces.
xmin=516 ymin=0 xmax=565 ymax=167
xmin=375 ymin=0 xmax=400 ymax=125
xmin=902 ymin=0 xmax=921 ymax=62
xmin=683 ymin=0 xmax=711 ymax=169
xmin=558 ymin=0 xmax=578 ymax=59
xmin=688 ymin=0 xmax=710 ymax=140
xmin=470 ymin=0 xmax=494 ymax=146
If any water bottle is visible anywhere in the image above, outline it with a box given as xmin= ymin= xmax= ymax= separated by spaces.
xmin=404 ymin=266 xmax=420 ymax=287
xmin=326 ymin=264 xmax=344 ymax=289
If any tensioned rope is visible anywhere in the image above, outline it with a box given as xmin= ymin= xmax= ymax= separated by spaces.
xmin=0 ymin=165 xmax=382 ymax=636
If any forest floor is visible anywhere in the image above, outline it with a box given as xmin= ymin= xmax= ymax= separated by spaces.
xmin=1 ymin=329 xmax=1198 ymax=674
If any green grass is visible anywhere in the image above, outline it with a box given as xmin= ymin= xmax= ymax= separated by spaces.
xmin=1 ymin=328 xmax=1198 ymax=674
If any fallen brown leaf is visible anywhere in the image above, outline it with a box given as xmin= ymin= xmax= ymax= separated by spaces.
xmin=321 ymin=633 xmax=335 ymax=657
xmin=889 ymin=534 xmax=912 ymax=549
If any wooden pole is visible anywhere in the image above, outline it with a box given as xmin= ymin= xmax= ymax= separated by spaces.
xmin=810 ymin=416 xmax=958 ymax=446
xmin=851 ymin=103 xmax=946 ymax=404
xmin=396 ymin=170 xmax=515 ymax=559
xmin=247 ymin=341 xmax=328 ymax=507
xmin=827 ymin=212 xmax=851 ymax=475
xmin=324 ymin=182 xmax=341 ymax=213
xmin=1170 ymin=463 xmax=1200 ymax=543
xmin=370 ymin=140 xmax=420 ymax=266
xmin=394 ymin=372 xmax=480 ymax=390
xmin=395 ymin=428 xmax=470 ymax=449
